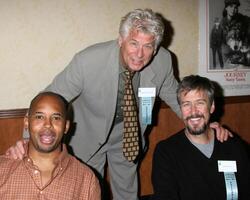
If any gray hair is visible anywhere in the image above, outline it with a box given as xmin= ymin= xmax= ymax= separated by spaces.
xmin=119 ymin=9 xmax=165 ymax=49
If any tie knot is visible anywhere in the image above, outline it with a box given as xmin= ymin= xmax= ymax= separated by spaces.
xmin=124 ymin=70 xmax=135 ymax=80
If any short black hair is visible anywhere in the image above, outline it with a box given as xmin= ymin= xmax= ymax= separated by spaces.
xmin=28 ymin=92 xmax=69 ymax=117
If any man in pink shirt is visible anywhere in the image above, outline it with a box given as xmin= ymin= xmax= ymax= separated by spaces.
xmin=0 ymin=92 xmax=101 ymax=200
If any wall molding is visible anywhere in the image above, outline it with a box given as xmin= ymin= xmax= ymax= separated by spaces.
xmin=0 ymin=108 xmax=28 ymax=119
xmin=0 ymin=96 xmax=249 ymax=119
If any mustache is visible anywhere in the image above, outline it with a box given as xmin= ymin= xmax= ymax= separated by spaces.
xmin=185 ymin=114 xmax=205 ymax=121
xmin=39 ymin=129 xmax=56 ymax=136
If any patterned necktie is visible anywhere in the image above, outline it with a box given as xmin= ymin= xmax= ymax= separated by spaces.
xmin=123 ymin=70 xmax=139 ymax=162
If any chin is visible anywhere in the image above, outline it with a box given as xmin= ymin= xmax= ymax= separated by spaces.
xmin=129 ymin=64 xmax=144 ymax=72
xmin=187 ymin=124 xmax=207 ymax=136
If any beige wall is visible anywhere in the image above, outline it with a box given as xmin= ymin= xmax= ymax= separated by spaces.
xmin=0 ymin=0 xmax=198 ymax=109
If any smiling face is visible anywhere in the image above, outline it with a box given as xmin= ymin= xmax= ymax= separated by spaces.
xmin=118 ymin=29 xmax=156 ymax=72
xmin=24 ymin=94 xmax=69 ymax=154
xmin=180 ymin=89 xmax=215 ymax=136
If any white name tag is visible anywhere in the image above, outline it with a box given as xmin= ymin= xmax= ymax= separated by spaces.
xmin=138 ymin=87 xmax=156 ymax=97
xmin=218 ymin=160 xmax=237 ymax=172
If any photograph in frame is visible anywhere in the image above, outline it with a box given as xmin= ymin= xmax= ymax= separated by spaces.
xmin=199 ymin=0 xmax=250 ymax=96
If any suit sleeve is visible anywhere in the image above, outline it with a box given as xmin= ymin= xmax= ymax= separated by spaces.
xmin=45 ymin=52 xmax=85 ymax=101
xmin=157 ymin=49 xmax=181 ymax=117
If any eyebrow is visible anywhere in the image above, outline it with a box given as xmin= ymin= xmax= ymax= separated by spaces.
xmin=181 ymin=99 xmax=207 ymax=104
xmin=32 ymin=111 xmax=63 ymax=117
xmin=130 ymin=38 xmax=155 ymax=44
xmin=30 ymin=111 xmax=44 ymax=115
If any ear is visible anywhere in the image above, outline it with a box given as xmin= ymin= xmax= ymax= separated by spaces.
xmin=23 ymin=115 xmax=29 ymax=130
xmin=64 ymin=120 xmax=70 ymax=135
xmin=210 ymin=101 xmax=215 ymax=114
xmin=153 ymin=45 xmax=158 ymax=55
xmin=118 ymin=36 xmax=123 ymax=47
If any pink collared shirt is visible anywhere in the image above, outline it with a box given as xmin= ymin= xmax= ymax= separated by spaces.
xmin=0 ymin=144 xmax=101 ymax=200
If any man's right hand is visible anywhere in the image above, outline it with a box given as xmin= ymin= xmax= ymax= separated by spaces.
xmin=5 ymin=139 xmax=28 ymax=159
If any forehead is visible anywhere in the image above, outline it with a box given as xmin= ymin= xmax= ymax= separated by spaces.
xmin=180 ymin=89 xmax=208 ymax=101
xmin=30 ymin=95 xmax=65 ymax=113
xmin=127 ymin=29 xmax=155 ymax=42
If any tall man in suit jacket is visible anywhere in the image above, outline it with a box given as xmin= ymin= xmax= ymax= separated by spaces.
xmin=45 ymin=9 xmax=180 ymax=200
xmin=6 ymin=9 xmax=231 ymax=200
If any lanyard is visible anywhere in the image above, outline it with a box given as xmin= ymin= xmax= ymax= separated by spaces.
xmin=224 ymin=172 xmax=238 ymax=200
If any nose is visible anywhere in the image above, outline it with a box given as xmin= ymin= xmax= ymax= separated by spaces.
xmin=44 ymin=117 xmax=52 ymax=128
xmin=233 ymin=7 xmax=237 ymax=14
xmin=191 ymin=104 xmax=198 ymax=115
xmin=137 ymin=46 xmax=144 ymax=58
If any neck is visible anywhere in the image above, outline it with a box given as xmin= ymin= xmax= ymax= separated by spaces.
xmin=185 ymin=128 xmax=214 ymax=144
xmin=28 ymin=143 xmax=62 ymax=186
xmin=28 ymin=143 xmax=62 ymax=172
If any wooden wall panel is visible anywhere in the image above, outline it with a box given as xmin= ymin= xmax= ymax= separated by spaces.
xmin=0 ymin=118 xmax=24 ymax=154
xmin=0 ymin=109 xmax=27 ymax=154
xmin=221 ymin=102 xmax=250 ymax=143
xmin=0 ymin=97 xmax=249 ymax=197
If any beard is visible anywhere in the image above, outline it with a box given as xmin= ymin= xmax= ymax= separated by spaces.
xmin=36 ymin=141 xmax=61 ymax=153
xmin=185 ymin=114 xmax=208 ymax=135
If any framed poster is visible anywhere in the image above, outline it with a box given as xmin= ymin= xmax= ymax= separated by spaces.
xmin=199 ymin=0 xmax=250 ymax=96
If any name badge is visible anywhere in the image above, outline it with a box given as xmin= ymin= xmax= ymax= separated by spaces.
xmin=138 ymin=88 xmax=156 ymax=125
xmin=218 ymin=160 xmax=237 ymax=172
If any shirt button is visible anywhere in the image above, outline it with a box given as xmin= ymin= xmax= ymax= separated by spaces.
xmin=34 ymin=170 xmax=39 ymax=174
xmin=40 ymin=190 xmax=43 ymax=194
xmin=27 ymin=158 xmax=31 ymax=162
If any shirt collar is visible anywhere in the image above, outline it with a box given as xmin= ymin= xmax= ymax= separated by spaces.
xmin=23 ymin=143 xmax=70 ymax=171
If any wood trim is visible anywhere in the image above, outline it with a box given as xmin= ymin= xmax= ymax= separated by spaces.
xmin=0 ymin=95 xmax=249 ymax=119
xmin=160 ymin=95 xmax=250 ymax=108
xmin=224 ymin=95 xmax=250 ymax=104
xmin=0 ymin=108 xmax=28 ymax=119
